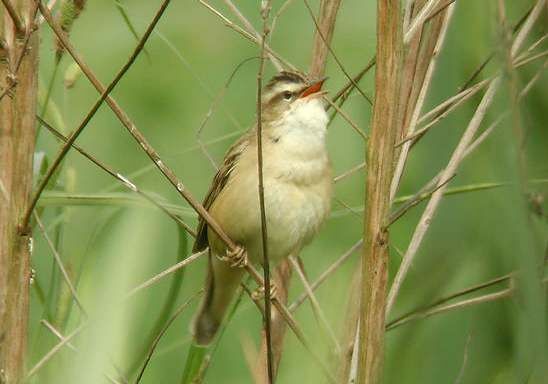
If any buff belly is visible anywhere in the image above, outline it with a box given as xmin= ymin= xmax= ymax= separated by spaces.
xmin=207 ymin=169 xmax=331 ymax=264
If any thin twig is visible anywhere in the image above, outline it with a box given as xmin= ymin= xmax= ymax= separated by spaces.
xmin=330 ymin=56 xmax=376 ymax=106
xmin=135 ymin=292 xmax=202 ymax=384
xmin=289 ymin=257 xmax=342 ymax=355
xmin=333 ymin=162 xmax=366 ymax=183
xmin=34 ymin=212 xmax=86 ymax=315
xmin=40 ymin=320 xmax=123 ymax=384
xmin=222 ymin=0 xmax=283 ymax=70
xmin=387 ymin=287 xmax=514 ymax=331
xmin=386 ymin=174 xmax=455 ymax=227
xmin=323 ymin=97 xmax=368 ymax=141
xmin=256 ymin=1 xmax=274 ymax=382
xmin=26 ymin=323 xmax=87 ymax=378
xmin=198 ymin=0 xmax=294 ymax=70
xmin=289 ymin=239 xmax=362 ymax=312
xmin=196 ymin=56 xmax=259 ymax=171
xmin=302 ymin=0 xmax=372 ymax=105
xmin=454 ymin=332 xmax=473 ymax=384
xmin=125 ymin=250 xmax=207 ymax=299
xmin=1 ymin=0 xmax=25 ymax=33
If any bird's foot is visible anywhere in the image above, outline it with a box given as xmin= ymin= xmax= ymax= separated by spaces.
xmin=219 ymin=245 xmax=248 ymax=268
xmin=251 ymin=283 xmax=278 ymax=302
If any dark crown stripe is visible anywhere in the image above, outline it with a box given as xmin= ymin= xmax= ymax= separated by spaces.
xmin=267 ymin=71 xmax=307 ymax=88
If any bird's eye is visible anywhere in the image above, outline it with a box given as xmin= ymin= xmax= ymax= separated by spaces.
xmin=282 ymin=91 xmax=293 ymax=100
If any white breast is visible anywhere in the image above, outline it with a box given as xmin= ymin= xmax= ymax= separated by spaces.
xmin=209 ymin=98 xmax=332 ymax=264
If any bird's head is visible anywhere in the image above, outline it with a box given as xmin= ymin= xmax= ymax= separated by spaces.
xmin=261 ymin=71 xmax=327 ymax=124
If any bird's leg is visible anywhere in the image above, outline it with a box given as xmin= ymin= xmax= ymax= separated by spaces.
xmin=218 ymin=245 xmax=248 ymax=268
xmin=251 ymin=283 xmax=278 ymax=301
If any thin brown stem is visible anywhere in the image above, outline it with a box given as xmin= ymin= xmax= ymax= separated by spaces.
xmin=330 ymin=56 xmax=376 ymax=106
xmin=289 ymin=257 xmax=342 ymax=354
xmin=26 ymin=323 xmax=87 ymax=378
xmin=135 ymin=292 xmax=202 ymax=384
xmin=309 ymin=0 xmax=343 ymax=78
xmin=333 ymin=162 xmax=366 ymax=183
xmin=386 ymin=173 xmax=455 ymax=227
xmin=1 ymin=0 xmax=25 ymax=33
xmin=289 ymin=239 xmax=362 ymax=312
xmin=198 ymin=0 xmax=294 ymax=70
xmin=302 ymin=0 xmax=372 ymax=105
xmin=222 ymin=0 xmax=283 ymax=71
xmin=323 ymin=97 xmax=368 ymax=140
xmin=125 ymin=250 xmax=207 ymax=299
xmin=256 ymin=2 xmax=274 ymax=382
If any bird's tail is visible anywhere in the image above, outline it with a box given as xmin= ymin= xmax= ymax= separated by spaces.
xmin=192 ymin=253 xmax=244 ymax=345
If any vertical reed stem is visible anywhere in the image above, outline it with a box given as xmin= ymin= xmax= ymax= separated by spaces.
xmin=0 ymin=1 xmax=39 ymax=383
xmin=357 ymin=1 xmax=403 ymax=383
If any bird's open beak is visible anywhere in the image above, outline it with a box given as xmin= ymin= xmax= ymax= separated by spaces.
xmin=299 ymin=77 xmax=328 ymax=98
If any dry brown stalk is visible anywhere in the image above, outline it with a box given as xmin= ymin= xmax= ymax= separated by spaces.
xmin=302 ymin=0 xmax=371 ymax=104
xmin=385 ymin=0 xmax=547 ymax=315
xmin=253 ymin=261 xmax=292 ymax=383
xmin=404 ymin=0 xmax=443 ymax=44
xmin=398 ymin=43 xmax=546 ymax=148
xmin=336 ymin=265 xmax=361 ymax=383
xmin=0 ymin=2 xmax=38 ymax=382
xmin=390 ymin=3 xmax=455 ymax=201
xmin=309 ymin=0 xmax=342 ymax=78
xmin=1 ymin=0 xmax=24 ymax=33
xmin=357 ymin=0 xmax=403 ymax=382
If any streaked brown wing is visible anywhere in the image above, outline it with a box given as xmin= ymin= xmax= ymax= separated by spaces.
xmin=192 ymin=131 xmax=252 ymax=252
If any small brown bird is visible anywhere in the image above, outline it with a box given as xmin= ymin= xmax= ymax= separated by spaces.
xmin=192 ymin=71 xmax=332 ymax=345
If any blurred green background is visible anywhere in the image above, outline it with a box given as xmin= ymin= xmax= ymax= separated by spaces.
xmin=29 ymin=0 xmax=547 ymax=383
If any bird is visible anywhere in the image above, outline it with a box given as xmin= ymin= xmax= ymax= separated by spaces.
xmin=192 ymin=71 xmax=332 ymax=346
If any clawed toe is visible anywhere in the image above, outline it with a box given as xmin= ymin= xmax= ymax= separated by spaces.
xmin=218 ymin=245 xmax=248 ymax=268
xmin=251 ymin=283 xmax=278 ymax=301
